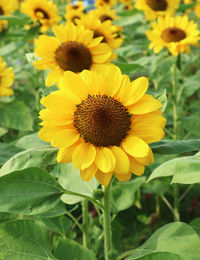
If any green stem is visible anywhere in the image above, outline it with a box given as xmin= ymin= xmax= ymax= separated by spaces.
xmin=173 ymin=184 xmax=180 ymax=221
xmin=117 ymin=249 xmax=138 ymax=260
xmin=103 ymin=184 xmax=112 ymax=260
xmin=82 ymin=200 xmax=89 ymax=248
xmin=65 ymin=211 xmax=84 ymax=233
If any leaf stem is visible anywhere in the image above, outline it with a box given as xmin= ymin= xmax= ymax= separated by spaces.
xmin=65 ymin=211 xmax=84 ymax=233
xmin=82 ymin=200 xmax=89 ymax=248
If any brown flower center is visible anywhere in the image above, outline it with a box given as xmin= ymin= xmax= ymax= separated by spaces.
xmin=161 ymin=27 xmax=186 ymax=42
xmin=72 ymin=5 xmax=79 ymax=9
xmin=100 ymin=15 xmax=113 ymax=22
xmin=71 ymin=15 xmax=81 ymax=25
xmin=0 ymin=6 xmax=4 ymax=15
xmin=74 ymin=95 xmax=132 ymax=147
xmin=35 ymin=8 xmax=49 ymax=19
xmin=55 ymin=41 xmax=92 ymax=73
xmin=93 ymin=30 xmax=107 ymax=43
xmin=146 ymin=0 xmax=167 ymax=11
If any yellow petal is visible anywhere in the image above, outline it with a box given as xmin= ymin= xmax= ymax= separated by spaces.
xmin=45 ymin=69 xmax=62 ymax=87
xmin=129 ymin=156 xmax=145 ymax=176
xmin=122 ymin=135 xmax=149 ymax=158
xmin=115 ymin=173 xmax=132 ymax=182
xmin=128 ymin=94 xmax=162 ymax=115
xmin=95 ymin=170 xmax=113 ymax=186
xmin=72 ymin=142 xmax=96 ymax=170
xmin=51 ymin=128 xmax=80 ymax=147
xmin=57 ymin=141 xmax=80 ymax=163
xmin=135 ymin=147 xmax=154 ymax=166
xmin=111 ymin=146 xmax=130 ymax=175
xmin=95 ymin=147 xmax=116 ymax=173
xmin=80 ymin=163 xmax=97 ymax=181
xmin=104 ymin=66 xmax=122 ymax=97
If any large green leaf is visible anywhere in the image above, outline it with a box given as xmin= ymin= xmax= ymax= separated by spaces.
xmin=112 ymin=62 xmax=143 ymax=74
xmin=0 ymin=147 xmax=58 ymax=176
xmin=54 ymin=237 xmax=96 ymax=260
xmin=0 ymin=219 xmax=56 ymax=260
xmin=56 ymin=163 xmax=99 ymax=204
xmin=190 ymin=218 xmax=200 ymax=238
xmin=128 ymin=252 xmax=183 ymax=260
xmin=151 ymin=139 xmax=200 ymax=154
xmin=126 ymin=222 xmax=200 ymax=260
xmin=147 ymin=155 xmax=200 ymax=184
xmin=0 ymin=99 xmax=33 ymax=130
xmin=15 ymin=133 xmax=48 ymax=149
xmin=111 ymin=177 xmax=146 ymax=213
xmin=0 ymin=167 xmax=63 ymax=215
xmin=114 ymin=13 xmax=143 ymax=26
xmin=0 ymin=142 xmax=23 ymax=165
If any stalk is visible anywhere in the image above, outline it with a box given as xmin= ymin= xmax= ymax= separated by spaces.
xmin=82 ymin=200 xmax=89 ymax=248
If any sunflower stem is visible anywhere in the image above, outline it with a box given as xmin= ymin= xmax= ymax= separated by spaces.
xmin=103 ymin=184 xmax=112 ymax=260
xmin=82 ymin=200 xmax=89 ymax=248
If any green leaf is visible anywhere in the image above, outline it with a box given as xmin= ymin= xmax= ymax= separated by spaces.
xmin=147 ymin=155 xmax=200 ymax=184
xmin=0 ymin=127 xmax=7 ymax=137
xmin=114 ymin=13 xmax=143 ymax=26
xmin=35 ymin=201 xmax=68 ymax=218
xmin=129 ymin=252 xmax=183 ymax=260
xmin=0 ymin=143 xmax=23 ymax=165
xmin=126 ymin=222 xmax=200 ymax=260
xmin=56 ymin=163 xmax=99 ymax=204
xmin=151 ymin=139 xmax=200 ymax=154
xmin=0 ymin=219 xmax=56 ymax=259
xmin=113 ymin=61 xmax=143 ymax=74
xmin=0 ymin=167 xmax=63 ymax=215
xmin=0 ymin=99 xmax=33 ymax=130
xmin=54 ymin=237 xmax=96 ymax=260
xmin=178 ymin=3 xmax=197 ymax=12
xmin=15 ymin=132 xmax=49 ymax=149
xmin=190 ymin=218 xmax=200 ymax=238
xmin=111 ymin=177 xmax=146 ymax=213
xmin=0 ymin=147 xmax=58 ymax=176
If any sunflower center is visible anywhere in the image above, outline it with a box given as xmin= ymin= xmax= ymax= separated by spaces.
xmin=74 ymin=95 xmax=132 ymax=147
xmin=72 ymin=5 xmax=79 ymax=9
xmin=71 ymin=15 xmax=81 ymax=25
xmin=146 ymin=0 xmax=167 ymax=11
xmin=55 ymin=41 xmax=92 ymax=73
xmin=0 ymin=6 xmax=4 ymax=15
xmin=100 ymin=15 xmax=113 ymax=22
xmin=93 ymin=30 xmax=107 ymax=43
xmin=35 ymin=8 xmax=49 ymax=19
xmin=161 ymin=27 xmax=186 ymax=42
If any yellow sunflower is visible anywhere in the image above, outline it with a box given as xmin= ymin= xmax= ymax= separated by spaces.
xmin=0 ymin=56 xmax=14 ymax=97
xmin=34 ymin=22 xmax=113 ymax=87
xmin=135 ymin=0 xmax=180 ymax=20
xmin=76 ymin=12 xmax=123 ymax=50
xmin=20 ymin=0 xmax=61 ymax=32
xmin=95 ymin=0 xmax=116 ymax=7
xmin=64 ymin=9 xmax=84 ymax=24
xmin=146 ymin=16 xmax=200 ymax=56
xmin=66 ymin=1 xmax=84 ymax=13
xmin=91 ymin=7 xmax=119 ymax=22
xmin=0 ymin=0 xmax=19 ymax=31
xmin=39 ymin=66 xmax=166 ymax=186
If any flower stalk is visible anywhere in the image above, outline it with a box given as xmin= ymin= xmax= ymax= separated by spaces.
xmin=82 ymin=200 xmax=89 ymax=248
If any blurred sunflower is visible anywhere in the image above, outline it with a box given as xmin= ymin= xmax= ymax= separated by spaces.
xmin=0 ymin=57 xmax=14 ymax=97
xmin=34 ymin=22 xmax=112 ymax=86
xmin=91 ymin=6 xmax=119 ymax=22
xmin=184 ymin=0 xmax=200 ymax=18
xmin=95 ymin=0 xmax=116 ymax=7
xmin=66 ymin=1 xmax=84 ymax=12
xmin=64 ymin=9 xmax=84 ymax=24
xmin=20 ymin=0 xmax=61 ymax=32
xmin=39 ymin=66 xmax=166 ymax=186
xmin=146 ymin=16 xmax=199 ymax=56
xmin=0 ymin=0 xmax=19 ymax=31
xmin=76 ymin=12 xmax=123 ymax=50
xmin=135 ymin=0 xmax=180 ymax=20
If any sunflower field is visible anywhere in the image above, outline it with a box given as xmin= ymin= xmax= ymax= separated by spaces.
xmin=1 ymin=0 xmax=200 ymax=259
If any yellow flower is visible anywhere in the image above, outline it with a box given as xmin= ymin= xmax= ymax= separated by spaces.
xmin=76 ymin=12 xmax=123 ymax=50
xmin=20 ymin=0 xmax=61 ymax=32
xmin=66 ymin=1 xmax=84 ymax=13
xmin=146 ymin=16 xmax=200 ymax=56
xmin=0 ymin=0 xmax=19 ymax=31
xmin=0 ymin=56 xmax=14 ymax=97
xmin=34 ymin=22 xmax=113 ymax=87
xmin=64 ymin=9 xmax=84 ymax=24
xmin=91 ymin=7 xmax=119 ymax=22
xmin=135 ymin=0 xmax=180 ymax=20
xmin=95 ymin=0 xmax=116 ymax=7
xmin=39 ymin=66 xmax=166 ymax=186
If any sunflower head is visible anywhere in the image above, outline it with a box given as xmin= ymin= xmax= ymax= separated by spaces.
xmin=34 ymin=22 xmax=113 ymax=86
xmin=20 ymin=0 xmax=61 ymax=32
xmin=39 ymin=66 xmax=166 ymax=186
xmin=146 ymin=16 xmax=200 ymax=56
xmin=0 ymin=56 xmax=14 ymax=98
xmin=95 ymin=0 xmax=117 ymax=7
xmin=91 ymin=7 xmax=119 ymax=23
xmin=135 ymin=0 xmax=180 ymax=20
xmin=66 ymin=1 xmax=84 ymax=13
xmin=0 ymin=0 xmax=19 ymax=31
xmin=76 ymin=12 xmax=123 ymax=50
xmin=64 ymin=9 xmax=84 ymax=24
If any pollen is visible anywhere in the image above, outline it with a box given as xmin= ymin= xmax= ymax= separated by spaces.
xmin=55 ymin=41 xmax=92 ymax=73
xmin=74 ymin=95 xmax=132 ymax=147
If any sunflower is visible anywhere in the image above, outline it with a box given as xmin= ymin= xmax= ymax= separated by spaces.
xmin=39 ymin=66 xmax=166 ymax=186
xmin=34 ymin=22 xmax=113 ymax=87
xmin=20 ymin=0 xmax=61 ymax=32
xmin=146 ymin=16 xmax=200 ymax=56
xmin=64 ymin=9 xmax=84 ymax=25
xmin=66 ymin=1 xmax=84 ymax=13
xmin=0 ymin=0 xmax=19 ymax=31
xmin=135 ymin=0 xmax=180 ymax=20
xmin=95 ymin=0 xmax=116 ymax=7
xmin=0 ymin=57 xmax=14 ymax=97
xmin=91 ymin=7 xmax=119 ymax=22
xmin=76 ymin=12 xmax=123 ymax=50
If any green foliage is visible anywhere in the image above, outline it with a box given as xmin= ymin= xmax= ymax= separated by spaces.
xmin=0 ymin=142 xmax=23 ymax=165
